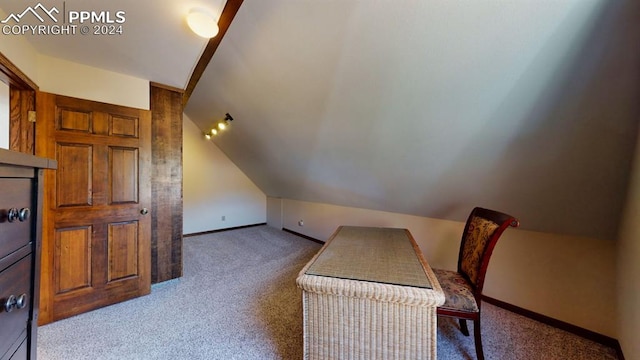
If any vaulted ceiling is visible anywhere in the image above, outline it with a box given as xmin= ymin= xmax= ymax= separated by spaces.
xmin=3 ymin=0 xmax=640 ymax=240
xmin=184 ymin=0 xmax=640 ymax=240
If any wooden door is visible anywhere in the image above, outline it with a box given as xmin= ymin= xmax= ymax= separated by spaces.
xmin=35 ymin=92 xmax=151 ymax=324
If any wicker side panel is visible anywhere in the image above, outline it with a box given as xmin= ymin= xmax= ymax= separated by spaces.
xmin=302 ymin=291 xmax=438 ymax=360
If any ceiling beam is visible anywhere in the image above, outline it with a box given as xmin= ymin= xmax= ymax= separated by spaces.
xmin=182 ymin=0 xmax=244 ymax=107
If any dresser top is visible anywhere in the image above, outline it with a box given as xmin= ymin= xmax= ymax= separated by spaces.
xmin=0 ymin=148 xmax=57 ymax=169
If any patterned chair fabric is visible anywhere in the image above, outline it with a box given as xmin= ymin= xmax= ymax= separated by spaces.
xmin=459 ymin=216 xmax=499 ymax=286
xmin=433 ymin=268 xmax=478 ymax=312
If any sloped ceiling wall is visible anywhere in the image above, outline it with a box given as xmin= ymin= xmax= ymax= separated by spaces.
xmin=184 ymin=0 xmax=640 ymax=240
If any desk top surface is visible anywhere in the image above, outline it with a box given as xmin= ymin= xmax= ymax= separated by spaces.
xmin=305 ymin=226 xmax=432 ymax=289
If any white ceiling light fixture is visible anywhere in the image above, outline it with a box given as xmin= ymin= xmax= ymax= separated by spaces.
xmin=187 ymin=8 xmax=219 ymax=38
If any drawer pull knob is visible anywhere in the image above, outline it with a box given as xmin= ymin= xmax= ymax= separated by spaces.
xmin=18 ymin=207 xmax=31 ymax=222
xmin=16 ymin=294 xmax=27 ymax=309
xmin=7 ymin=208 xmax=19 ymax=223
xmin=4 ymin=294 xmax=16 ymax=312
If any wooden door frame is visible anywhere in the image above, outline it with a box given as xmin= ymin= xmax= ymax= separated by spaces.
xmin=0 ymin=51 xmax=38 ymax=155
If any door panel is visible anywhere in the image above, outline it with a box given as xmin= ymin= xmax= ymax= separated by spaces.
xmin=56 ymin=143 xmax=92 ymax=207
xmin=36 ymin=92 xmax=151 ymax=324
xmin=111 ymin=115 xmax=138 ymax=137
xmin=107 ymin=221 xmax=139 ymax=282
xmin=59 ymin=108 xmax=91 ymax=132
xmin=110 ymin=147 xmax=138 ymax=204
xmin=54 ymin=226 xmax=92 ymax=293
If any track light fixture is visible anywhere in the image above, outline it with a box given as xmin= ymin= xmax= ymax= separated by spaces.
xmin=204 ymin=113 xmax=234 ymax=140
xmin=218 ymin=113 xmax=233 ymax=130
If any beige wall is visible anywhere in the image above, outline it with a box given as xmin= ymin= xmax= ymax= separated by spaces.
xmin=266 ymin=197 xmax=283 ymax=229
xmin=617 ymin=129 xmax=640 ymax=359
xmin=0 ymin=8 xmax=39 ymax=83
xmin=37 ymin=54 xmax=149 ymax=110
xmin=273 ymin=197 xmax=617 ymax=337
xmin=183 ymin=115 xmax=266 ymax=234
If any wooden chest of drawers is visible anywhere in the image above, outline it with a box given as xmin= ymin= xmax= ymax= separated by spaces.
xmin=0 ymin=149 xmax=56 ymax=360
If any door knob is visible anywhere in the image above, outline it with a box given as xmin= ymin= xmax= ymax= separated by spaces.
xmin=140 ymin=208 xmax=149 ymax=215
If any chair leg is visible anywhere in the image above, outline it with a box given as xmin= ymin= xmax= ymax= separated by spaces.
xmin=473 ymin=318 xmax=484 ymax=360
xmin=459 ymin=319 xmax=470 ymax=336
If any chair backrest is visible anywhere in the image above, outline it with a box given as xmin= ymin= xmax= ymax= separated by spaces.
xmin=457 ymin=207 xmax=519 ymax=296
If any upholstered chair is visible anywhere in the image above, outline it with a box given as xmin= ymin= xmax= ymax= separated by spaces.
xmin=433 ymin=207 xmax=519 ymax=360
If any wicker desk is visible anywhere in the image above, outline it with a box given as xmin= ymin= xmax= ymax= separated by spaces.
xmin=296 ymin=226 xmax=444 ymax=360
